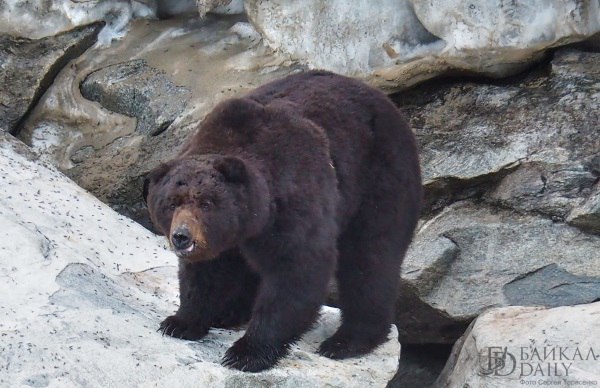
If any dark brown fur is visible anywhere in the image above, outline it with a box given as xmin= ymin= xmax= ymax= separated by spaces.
xmin=144 ymin=71 xmax=422 ymax=372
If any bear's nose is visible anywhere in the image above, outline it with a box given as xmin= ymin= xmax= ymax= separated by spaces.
xmin=171 ymin=227 xmax=193 ymax=250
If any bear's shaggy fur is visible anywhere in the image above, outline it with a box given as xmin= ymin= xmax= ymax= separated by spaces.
xmin=144 ymin=71 xmax=422 ymax=372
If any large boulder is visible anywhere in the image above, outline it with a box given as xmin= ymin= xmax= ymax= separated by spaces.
xmin=394 ymin=49 xmax=600 ymax=345
xmin=0 ymin=132 xmax=400 ymax=387
xmin=436 ymin=303 xmax=600 ymax=387
xmin=81 ymin=59 xmax=192 ymax=136
xmin=245 ymin=0 xmax=600 ymax=90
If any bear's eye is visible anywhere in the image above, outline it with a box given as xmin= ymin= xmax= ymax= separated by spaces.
xmin=199 ymin=199 xmax=213 ymax=211
xmin=169 ymin=203 xmax=177 ymax=211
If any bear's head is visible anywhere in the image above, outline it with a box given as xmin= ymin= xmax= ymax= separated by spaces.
xmin=144 ymin=155 xmax=271 ymax=261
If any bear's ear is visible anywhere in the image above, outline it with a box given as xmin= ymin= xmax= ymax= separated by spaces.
xmin=143 ymin=162 xmax=173 ymax=203
xmin=215 ymin=156 xmax=247 ymax=184
xmin=217 ymin=98 xmax=265 ymax=128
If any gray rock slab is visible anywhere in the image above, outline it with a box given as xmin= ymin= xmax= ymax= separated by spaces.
xmin=504 ymin=264 xmax=600 ymax=308
xmin=0 ymin=132 xmax=399 ymax=387
xmin=398 ymin=201 xmax=600 ymax=344
xmin=81 ymin=59 xmax=192 ymax=136
xmin=0 ymin=24 xmax=102 ymax=135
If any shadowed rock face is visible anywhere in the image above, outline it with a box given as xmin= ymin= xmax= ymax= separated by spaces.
xmin=396 ymin=50 xmax=600 ymax=218
xmin=394 ymin=49 xmax=600 ymax=346
xmin=81 ymin=59 xmax=192 ymax=136
xmin=0 ymin=24 xmax=103 ymax=135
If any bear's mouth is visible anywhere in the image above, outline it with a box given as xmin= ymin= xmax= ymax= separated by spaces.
xmin=174 ymin=242 xmax=196 ymax=257
xmin=172 ymin=241 xmax=215 ymax=262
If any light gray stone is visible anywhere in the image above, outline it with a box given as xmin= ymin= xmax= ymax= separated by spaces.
xmin=0 ymin=0 xmax=153 ymax=43
xmin=245 ymin=0 xmax=442 ymax=86
xmin=436 ymin=303 xmax=600 ymax=387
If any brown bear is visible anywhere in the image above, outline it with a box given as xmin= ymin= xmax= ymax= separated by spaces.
xmin=143 ymin=70 xmax=422 ymax=372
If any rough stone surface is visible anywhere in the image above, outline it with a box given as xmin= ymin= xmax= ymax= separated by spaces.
xmin=412 ymin=1 xmax=600 ymax=53
xmin=0 ymin=24 xmax=102 ymax=135
xmin=394 ymin=49 xmax=600 ymax=219
xmin=436 ymin=303 xmax=600 ymax=387
xmin=246 ymin=0 xmax=600 ymax=90
xmin=394 ymin=46 xmax=600 ymax=361
xmin=0 ymin=132 xmax=400 ymax=387
xmin=198 ymin=0 xmax=244 ymax=17
xmin=81 ymin=59 xmax=192 ymax=136
xmin=393 ymin=51 xmax=600 ymax=345
xmin=399 ymin=201 xmax=600 ymax=344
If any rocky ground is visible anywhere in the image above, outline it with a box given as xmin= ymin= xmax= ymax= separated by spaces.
xmin=1 ymin=1 xmax=599 ymax=387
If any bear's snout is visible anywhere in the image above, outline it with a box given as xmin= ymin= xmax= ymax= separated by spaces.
xmin=171 ymin=227 xmax=193 ymax=251
xmin=170 ymin=207 xmax=209 ymax=259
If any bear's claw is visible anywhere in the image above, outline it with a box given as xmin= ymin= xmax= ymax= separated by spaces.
xmin=222 ymin=336 xmax=287 ymax=372
xmin=159 ymin=315 xmax=208 ymax=340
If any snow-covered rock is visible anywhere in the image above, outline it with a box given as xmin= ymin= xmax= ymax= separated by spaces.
xmin=0 ymin=0 xmax=154 ymax=44
xmin=0 ymin=132 xmax=399 ymax=387
xmin=245 ymin=0 xmax=600 ymax=90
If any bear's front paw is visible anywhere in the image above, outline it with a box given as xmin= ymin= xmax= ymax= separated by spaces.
xmin=222 ymin=336 xmax=288 ymax=372
xmin=159 ymin=315 xmax=209 ymax=340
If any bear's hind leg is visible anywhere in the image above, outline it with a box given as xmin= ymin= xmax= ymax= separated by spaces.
xmin=319 ymin=162 xmax=421 ymax=359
